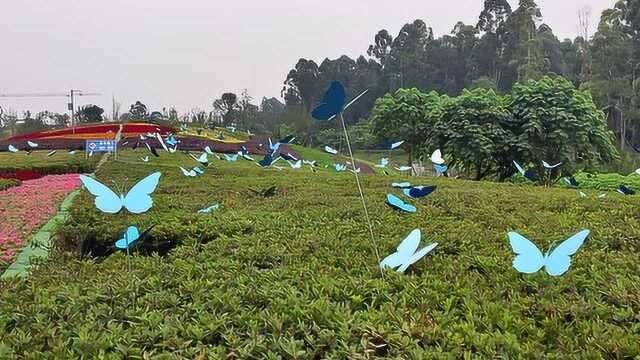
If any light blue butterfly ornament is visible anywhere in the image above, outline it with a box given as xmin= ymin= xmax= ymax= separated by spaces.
xmin=380 ymin=229 xmax=438 ymax=273
xmin=507 ymin=229 xmax=590 ymax=276
xmin=115 ymin=226 xmax=142 ymax=250
xmin=79 ymin=172 xmax=161 ymax=214
xmin=224 ymin=154 xmax=238 ymax=162
xmin=198 ymin=204 xmax=220 ymax=213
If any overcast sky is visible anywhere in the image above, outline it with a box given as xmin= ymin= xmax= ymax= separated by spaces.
xmin=0 ymin=0 xmax=614 ymax=117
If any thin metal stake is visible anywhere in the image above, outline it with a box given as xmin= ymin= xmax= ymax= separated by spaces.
xmin=339 ymin=113 xmax=384 ymax=278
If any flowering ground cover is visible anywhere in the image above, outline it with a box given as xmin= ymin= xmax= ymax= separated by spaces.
xmin=0 ymin=174 xmax=81 ymax=270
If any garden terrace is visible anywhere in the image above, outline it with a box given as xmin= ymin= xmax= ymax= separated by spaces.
xmin=0 ymin=148 xmax=638 ymax=358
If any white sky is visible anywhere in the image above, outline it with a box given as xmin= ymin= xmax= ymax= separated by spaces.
xmin=0 ymin=0 xmax=614 ymax=117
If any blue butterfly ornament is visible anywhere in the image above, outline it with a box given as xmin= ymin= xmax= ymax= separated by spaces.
xmin=311 ymin=81 xmax=346 ymax=121
xmin=403 ymin=185 xmax=437 ymax=199
xmin=380 ymin=229 xmax=438 ymax=273
xmin=79 ymin=172 xmax=161 ymax=214
xmin=386 ymin=194 xmax=417 ymax=213
xmin=508 ymin=230 xmax=589 ymax=276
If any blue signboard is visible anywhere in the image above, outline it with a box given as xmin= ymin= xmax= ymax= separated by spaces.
xmin=86 ymin=140 xmax=117 ymax=153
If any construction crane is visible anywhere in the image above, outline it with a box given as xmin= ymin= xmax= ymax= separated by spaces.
xmin=0 ymin=89 xmax=101 ymax=133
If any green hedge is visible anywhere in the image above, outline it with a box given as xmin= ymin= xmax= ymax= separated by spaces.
xmin=0 ymin=162 xmax=96 ymax=177
xmin=0 ymin=178 xmax=21 ymax=191
xmin=1 ymin=150 xmax=639 ymax=358
xmin=569 ymin=171 xmax=640 ymax=192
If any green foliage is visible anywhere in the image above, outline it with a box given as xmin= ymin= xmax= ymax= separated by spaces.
xmin=430 ymin=88 xmax=515 ymax=180
xmin=370 ymin=88 xmax=444 ymax=164
xmin=76 ymin=105 xmax=104 ymax=124
xmin=509 ymin=76 xmax=619 ymax=176
xmin=1 ymin=149 xmax=639 ymax=357
xmin=0 ymin=151 xmax=97 ymax=176
xmin=567 ymin=171 xmax=640 ymax=192
xmin=0 ymin=178 xmax=21 ymax=191
xmin=316 ymin=122 xmax=376 ymax=150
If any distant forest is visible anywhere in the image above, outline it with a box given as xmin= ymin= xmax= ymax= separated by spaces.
xmin=278 ymin=0 xmax=640 ymax=150
xmin=3 ymin=0 xmax=640 ymax=152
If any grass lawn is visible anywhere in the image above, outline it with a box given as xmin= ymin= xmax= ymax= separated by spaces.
xmin=0 ymin=150 xmax=95 ymax=168
xmin=0 ymin=148 xmax=639 ymax=358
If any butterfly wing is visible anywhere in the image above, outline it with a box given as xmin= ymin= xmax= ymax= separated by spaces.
xmin=197 ymin=153 xmax=208 ymax=165
xmin=311 ymin=81 xmax=346 ymax=121
xmin=279 ymin=135 xmax=295 ymax=144
xmin=386 ymin=194 xmax=417 ymax=213
xmin=198 ymin=204 xmax=219 ymax=213
xmin=146 ymin=143 xmax=159 ymax=157
xmin=512 ymin=161 xmax=525 ymax=176
xmin=122 ymin=172 xmax=161 ymax=214
xmin=544 ymin=230 xmax=589 ymax=276
xmin=380 ymin=229 xmax=421 ymax=270
xmin=259 ymin=154 xmax=273 ymax=167
xmin=79 ymin=175 xmax=123 ymax=214
xmin=192 ymin=167 xmax=204 ymax=175
xmin=433 ymin=164 xmax=448 ymax=174
xmin=507 ymin=232 xmax=545 ymax=274
xmin=156 ymin=133 xmax=168 ymax=152
xmin=115 ymin=226 xmax=141 ymax=249
xmin=324 ymin=146 xmax=338 ymax=155
xmin=430 ymin=149 xmax=444 ymax=164
xmin=390 ymin=141 xmax=404 ymax=150
xmin=402 ymin=188 xmax=415 ymax=198
xmin=409 ymin=185 xmax=437 ymax=198
xmin=397 ymin=242 xmax=438 ymax=273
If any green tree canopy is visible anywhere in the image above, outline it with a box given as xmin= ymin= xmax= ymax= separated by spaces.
xmin=77 ymin=105 xmax=104 ymax=123
xmin=509 ymin=76 xmax=618 ymax=175
xmin=369 ymin=88 xmax=444 ymax=165
xmin=429 ymin=88 xmax=516 ymax=180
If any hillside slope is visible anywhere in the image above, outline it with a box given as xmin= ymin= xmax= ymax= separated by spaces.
xmin=1 ymin=149 xmax=639 ymax=358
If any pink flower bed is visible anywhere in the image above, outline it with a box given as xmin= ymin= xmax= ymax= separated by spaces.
xmin=0 ymin=174 xmax=81 ymax=265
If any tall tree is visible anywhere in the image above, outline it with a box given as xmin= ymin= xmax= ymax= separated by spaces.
xmin=129 ymin=101 xmax=149 ymax=120
xmin=370 ymin=88 xmax=444 ymax=166
xmin=213 ymin=92 xmax=238 ymax=126
xmin=476 ymin=0 xmax=513 ymax=85
xmin=430 ymin=88 xmax=516 ymax=180
xmin=77 ymin=105 xmax=104 ymax=123
xmin=282 ymin=59 xmax=320 ymax=111
xmin=510 ymin=76 xmax=618 ymax=174
xmin=501 ymin=0 xmax=544 ymax=90
xmin=591 ymin=4 xmax=634 ymax=149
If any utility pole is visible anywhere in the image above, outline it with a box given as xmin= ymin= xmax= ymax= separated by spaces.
xmin=0 ymin=89 xmax=100 ymax=133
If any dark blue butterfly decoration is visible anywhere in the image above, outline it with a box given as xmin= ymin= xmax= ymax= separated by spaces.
xmin=403 ymin=185 xmax=437 ymax=199
xmin=618 ymin=185 xmax=635 ymax=196
xmin=311 ymin=81 xmax=346 ymax=121
xmin=563 ymin=176 xmax=579 ymax=188
xmin=513 ymin=161 xmax=537 ymax=182
xmin=259 ymin=153 xmax=274 ymax=167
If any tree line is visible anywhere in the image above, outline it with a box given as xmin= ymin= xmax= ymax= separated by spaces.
xmin=370 ymin=76 xmax=617 ymax=181
xmin=280 ymin=0 xmax=640 ymax=151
